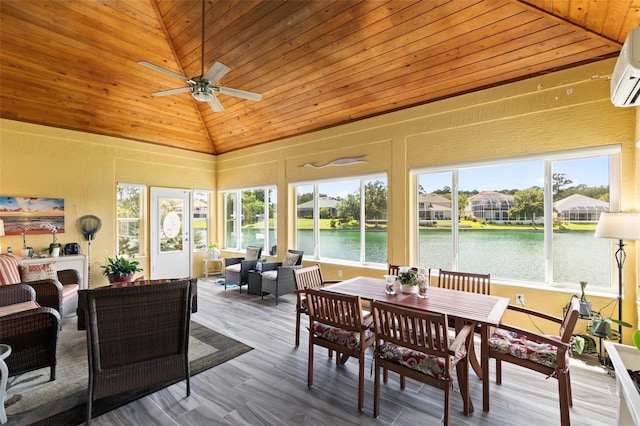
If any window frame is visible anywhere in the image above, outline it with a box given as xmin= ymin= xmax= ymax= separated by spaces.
xmin=192 ymin=189 xmax=211 ymax=252
xmin=221 ymin=186 xmax=276 ymax=253
xmin=116 ymin=182 xmax=146 ymax=257
xmin=411 ymin=146 xmax=620 ymax=292
xmin=292 ymin=173 xmax=388 ymax=267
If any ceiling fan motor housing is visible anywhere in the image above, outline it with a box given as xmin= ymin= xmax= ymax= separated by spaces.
xmin=192 ymin=81 xmax=214 ymax=102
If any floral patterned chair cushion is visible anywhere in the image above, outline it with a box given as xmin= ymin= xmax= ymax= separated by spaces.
xmin=378 ymin=341 xmax=467 ymax=380
xmin=488 ymin=328 xmax=559 ymax=368
xmin=311 ymin=322 xmax=374 ymax=350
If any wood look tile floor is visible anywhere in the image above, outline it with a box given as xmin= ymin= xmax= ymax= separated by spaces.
xmin=60 ymin=279 xmax=617 ymax=425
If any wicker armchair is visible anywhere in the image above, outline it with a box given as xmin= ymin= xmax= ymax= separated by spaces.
xmin=0 ymin=254 xmax=80 ymax=318
xmin=0 ymin=284 xmax=60 ymax=381
xmin=78 ymin=278 xmax=195 ymax=425
xmin=260 ymin=249 xmax=303 ymax=305
xmin=224 ymin=246 xmax=262 ymax=293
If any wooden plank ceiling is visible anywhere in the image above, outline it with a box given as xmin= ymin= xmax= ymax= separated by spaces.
xmin=1 ymin=1 xmax=638 ymax=155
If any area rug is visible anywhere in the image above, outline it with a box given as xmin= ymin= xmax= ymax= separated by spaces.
xmin=5 ymin=318 xmax=252 ymax=425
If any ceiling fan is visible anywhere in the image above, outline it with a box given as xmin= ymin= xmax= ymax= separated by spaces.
xmin=138 ymin=0 xmax=261 ymax=112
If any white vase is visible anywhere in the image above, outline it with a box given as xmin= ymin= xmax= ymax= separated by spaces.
xmin=52 ymin=247 xmax=60 ymax=257
xmin=208 ymin=247 xmax=220 ymax=260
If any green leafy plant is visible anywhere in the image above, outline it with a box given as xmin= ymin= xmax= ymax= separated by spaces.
xmin=633 ymin=329 xmax=640 ymax=352
xmin=101 ymin=255 xmax=142 ymax=278
xmin=398 ymin=269 xmax=418 ymax=286
xmin=590 ymin=313 xmax=632 ymax=340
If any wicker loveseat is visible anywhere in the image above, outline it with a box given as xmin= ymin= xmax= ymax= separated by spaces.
xmin=0 ymin=254 xmax=80 ymax=318
xmin=0 ymin=284 xmax=60 ymax=381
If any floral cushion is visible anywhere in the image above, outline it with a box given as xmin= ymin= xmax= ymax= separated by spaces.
xmin=283 ymin=252 xmax=300 ymax=266
xmin=20 ymin=262 xmax=58 ymax=282
xmin=312 ymin=322 xmax=373 ymax=350
xmin=245 ymin=247 xmax=260 ymax=261
xmin=488 ymin=328 xmax=559 ymax=368
xmin=378 ymin=341 xmax=466 ymax=380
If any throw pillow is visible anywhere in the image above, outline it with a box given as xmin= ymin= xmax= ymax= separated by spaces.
xmin=0 ymin=254 xmax=22 ymax=285
xmin=20 ymin=262 xmax=58 ymax=282
xmin=283 ymin=252 xmax=300 ymax=267
xmin=245 ymin=247 xmax=260 ymax=261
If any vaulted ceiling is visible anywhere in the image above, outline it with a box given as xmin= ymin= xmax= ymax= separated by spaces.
xmin=1 ymin=1 xmax=638 ymax=155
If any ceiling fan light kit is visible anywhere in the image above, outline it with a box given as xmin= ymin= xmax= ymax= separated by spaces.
xmin=138 ymin=0 xmax=261 ymax=112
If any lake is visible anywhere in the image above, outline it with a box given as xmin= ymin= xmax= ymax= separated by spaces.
xmin=240 ymin=229 xmax=612 ymax=288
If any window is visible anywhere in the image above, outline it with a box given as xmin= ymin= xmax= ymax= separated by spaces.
xmin=414 ymin=148 xmax=619 ymax=290
xmin=294 ymin=175 xmax=387 ymax=265
xmin=117 ymin=183 xmax=145 ymax=256
xmin=193 ymin=190 xmax=211 ymax=251
xmin=222 ymin=187 xmax=276 ymax=253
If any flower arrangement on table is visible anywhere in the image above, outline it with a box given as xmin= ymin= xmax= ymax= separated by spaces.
xmin=207 ymin=242 xmax=221 ymax=259
xmin=398 ymin=269 xmax=417 ymax=286
xmin=40 ymin=223 xmax=62 ymax=255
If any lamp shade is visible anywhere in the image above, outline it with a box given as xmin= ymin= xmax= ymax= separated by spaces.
xmin=594 ymin=212 xmax=640 ymax=241
xmin=0 ymin=219 xmax=4 ymax=237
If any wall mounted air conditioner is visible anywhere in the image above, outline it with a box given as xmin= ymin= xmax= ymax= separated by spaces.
xmin=611 ymin=26 xmax=640 ymax=107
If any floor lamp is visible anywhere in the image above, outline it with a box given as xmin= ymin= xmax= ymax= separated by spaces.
xmin=594 ymin=212 xmax=640 ymax=343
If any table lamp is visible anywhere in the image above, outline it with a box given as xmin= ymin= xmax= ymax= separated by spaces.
xmin=594 ymin=211 xmax=640 ymax=343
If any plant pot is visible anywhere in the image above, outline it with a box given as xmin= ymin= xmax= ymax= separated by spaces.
xmin=51 ymin=247 xmax=61 ymax=257
xmin=400 ymin=284 xmax=417 ymax=294
xmin=579 ymin=301 xmax=592 ymax=317
xmin=208 ymin=247 xmax=220 ymax=260
xmin=108 ymin=273 xmax=135 ymax=284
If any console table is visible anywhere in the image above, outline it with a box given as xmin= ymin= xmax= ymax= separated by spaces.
xmin=22 ymin=255 xmax=89 ymax=290
xmin=203 ymin=258 xmax=224 ymax=279
xmin=604 ymin=341 xmax=640 ymax=425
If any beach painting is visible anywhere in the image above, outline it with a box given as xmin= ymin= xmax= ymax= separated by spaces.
xmin=0 ymin=197 xmax=65 ymax=234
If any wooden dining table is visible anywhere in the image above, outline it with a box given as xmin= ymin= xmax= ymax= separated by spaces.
xmin=321 ymin=276 xmax=510 ymax=412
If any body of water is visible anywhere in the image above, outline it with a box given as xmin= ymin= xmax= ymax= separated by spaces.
xmin=239 ymin=229 xmax=611 ymax=288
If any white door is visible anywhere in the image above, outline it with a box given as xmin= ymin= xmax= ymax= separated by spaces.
xmin=150 ymin=187 xmax=191 ymax=279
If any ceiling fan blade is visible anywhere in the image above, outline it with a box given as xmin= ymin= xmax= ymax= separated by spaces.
xmin=203 ymin=62 xmax=231 ymax=83
xmin=217 ymin=86 xmax=262 ymax=101
xmin=138 ymin=61 xmax=188 ymax=81
xmin=207 ymin=94 xmax=225 ymax=112
xmin=151 ymin=87 xmax=191 ymax=97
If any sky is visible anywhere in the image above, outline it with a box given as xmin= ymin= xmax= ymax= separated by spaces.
xmin=299 ymin=156 xmax=609 ymax=198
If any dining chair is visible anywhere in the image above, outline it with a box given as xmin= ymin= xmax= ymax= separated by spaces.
xmin=79 ymin=278 xmax=195 ymax=425
xmin=371 ymin=300 xmax=473 ymax=424
xmin=488 ymin=295 xmax=580 ymax=426
xmin=305 ymin=288 xmax=375 ymax=411
xmin=292 ymin=264 xmax=338 ymax=347
xmin=437 ymin=268 xmax=491 ymax=377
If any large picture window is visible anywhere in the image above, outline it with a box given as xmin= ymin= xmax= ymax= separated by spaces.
xmin=294 ymin=175 xmax=387 ymax=265
xmin=223 ymin=187 xmax=276 ymax=253
xmin=117 ymin=183 xmax=145 ymax=257
xmin=414 ymin=148 xmax=619 ymax=290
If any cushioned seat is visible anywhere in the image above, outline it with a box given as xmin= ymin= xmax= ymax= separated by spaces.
xmin=224 ymin=246 xmax=262 ymax=293
xmin=260 ymin=250 xmax=303 ymax=305
xmin=0 ymin=254 xmax=80 ymax=319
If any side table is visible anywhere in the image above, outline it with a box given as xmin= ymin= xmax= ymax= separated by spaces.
xmin=0 ymin=344 xmax=11 ymax=424
xmin=203 ymin=258 xmax=224 ymax=279
xmin=248 ymin=270 xmax=264 ymax=296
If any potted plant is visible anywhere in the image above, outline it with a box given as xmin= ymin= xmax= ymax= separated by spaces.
xmin=589 ymin=312 xmax=632 ymax=340
xmin=101 ymin=255 xmax=142 ymax=283
xmin=398 ymin=268 xmax=418 ymax=294
xmin=633 ymin=329 xmax=640 ymax=352
xmin=578 ymin=281 xmax=591 ymax=318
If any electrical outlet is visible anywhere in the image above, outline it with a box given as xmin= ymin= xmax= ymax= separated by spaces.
xmin=516 ymin=293 xmax=525 ymax=305
xmin=338 ymin=269 xmax=343 ymax=277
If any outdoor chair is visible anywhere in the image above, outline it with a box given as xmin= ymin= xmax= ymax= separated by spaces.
xmin=260 ymin=249 xmax=303 ymax=305
xmin=437 ymin=269 xmax=491 ymax=377
xmin=371 ymin=300 xmax=473 ymax=424
xmin=305 ymin=288 xmax=375 ymax=411
xmin=0 ymin=284 xmax=60 ymax=381
xmin=224 ymin=246 xmax=262 ymax=293
xmin=292 ymin=264 xmax=339 ymax=347
xmin=79 ymin=278 xmax=195 ymax=425
xmin=488 ymin=295 xmax=580 ymax=426
xmin=0 ymin=254 xmax=80 ymax=319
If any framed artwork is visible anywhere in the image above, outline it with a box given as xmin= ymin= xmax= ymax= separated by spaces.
xmin=0 ymin=197 xmax=65 ymax=235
